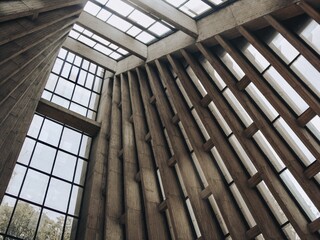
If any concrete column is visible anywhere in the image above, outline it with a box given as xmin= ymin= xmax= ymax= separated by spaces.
xmin=139 ymin=66 xmax=194 ymax=239
xmin=104 ymin=77 xmax=125 ymax=239
xmin=128 ymin=70 xmax=170 ymax=239
xmin=78 ymin=77 xmax=113 ymax=239
xmin=120 ymin=73 xmax=146 ymax=239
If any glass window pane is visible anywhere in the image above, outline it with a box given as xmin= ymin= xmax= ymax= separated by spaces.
xmin=306 ymin=116 xmax=320 ymax=141
xmin=257 ymin=182 xmax=288 ymax=224
xmin=109 ymin=52 xmax=122 ymax=60
xmin=253 ymin=131 xmax=285 ymax=172
xmin=89 ymin=63 xmax=97 ymax=74
xmin=74 ymin=159 xmax=88 ymax=186
xmin=107 ymin=0 xmax=133 ymax=17
xmin=53 ymin=151 xmax=77 ymax=181
xmin=128 ymin=9 xmax=155 ymax=28
xmin=17 ymin=137 xmax=35 ymax=165
xmin=20 ymin=170 xmax=49 ymax=204
xmin=37 ymin=209 xmax=65 ymax=240
xmin=97 ymin=8 xmax=111 ymax=21
xmin=55 ymin=78 xmax=75 ymax=99
xmin=72 ymin=86 xmax=91 ymax=107
xmin=290 ymin=55 xmax=320 ymax=97
xmin=27 ymin=114 xmax=43 ymax=138
xmin=45 ymin=178 xmax=71 ymax=212
xmin=201 ymin=58 xmax=226 ymax=90
xmin=45 ymin=73 xmax=58 ymax=92
xmin=164 ymin=0 xmax=186 ymax=7
xmin=82 ymin=60 xmax=89 ymax=70
xmin=282 ymin=223 xmax=300 ymax=240
xmin=87 ymin=110 xmax=96 ymax=120
xmin=93 ymin=77 xmax=102 ymax=92
xmin=127 ymin=26 xmax=142 ymax=37
xmin=149 ymin=22 xmax=171 ymax=36
xmin=211 ymin=147 xmax=233 ymax=184
xmin=223 ymin=88 xmax=253 ymax=127
xmin=58 ymin=48 xmax=67 ymax=59
xmin=136 ymin=31 xmax=155 ymax=44
xmin=89 ymin=93 xmax=100 ymax=110
xmin=274 ymin=118 xmax=316 ymax=167
xmin=280 ymin=169 xmax=320 ymax=221
xmin=63 ymin=217 xmax=78 ymax=240
xmin=220 ymin=52 xmax=245 ymax=80
xmin=6 ymin=165 xmax=26 ymax=196
xmin=70 ymin=103 xmax=87 ymax=117
xmin=94 ymin=44 xmax=113 ymax=55
xmin=68 ymin=186 xmax=83 ymax=216
xmin=79 ymin=136 xmax=91 ymax=159
xmin=7 ymin=201 xmax=40 ymax=239
xmin=39 ymin=119 xmax=63 ymax=147
xmin=84 ymin=1 xmax=101 ymax=16
xmin=69 ymin=30 xmax=80 ymax=39
xmin=74 ymin=56 xmax=82 ymax=67
xmin=176 ymin=78 xmax=193 ymax=108
xmin=85 ymin=73 xmax=94 ymax=89
xmin=52 ymin=59 xmax=63 ymax=74
xmin=297 ymin=19 xmax=320 ymax=55
xmin=66 ymin=52 xmax=75 ymax=63
xmin=208 ymin=102 xmax=232 ymax=136
xmin=78 ymin=35 xmax=96 ymax=47
xmin=230 ymin=183 xmax=256 ymax=227
xmin=267 ymin=32 xmax=299 ymax=64
xmin=42 ymin=90 xmax=52 ymax=100
xmin=180 ymin=0 xmax=210 ymax=17
xmin=245 ymin=83 xmax=279 ymax=121
xmin=229 ymin=135 xmax=257 ymax=176
xmin=186 ymin=66 xmax=207 ymax=97
xmin=107 ymin=15 xmax=132 ymax=32
xmin=60 ymin=128 xmax=82 ymax=155
xmin=52 ymin=95 xmax=70 ymax=109
xmin=263 ymin=67 xmax=308 ymax=115
xmin=69 ymin=66 xmax=79 ymax=82
xmin=0 ymin=196 xmax=16 ymax=233
xmin=241 ymin=43 xmax=270 ymax=73
xmin=78 ymin=70 xmax=87 ymax=86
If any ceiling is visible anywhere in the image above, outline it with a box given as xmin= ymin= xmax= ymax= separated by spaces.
xmin=65 ymin=0 xmax=236 ymax=68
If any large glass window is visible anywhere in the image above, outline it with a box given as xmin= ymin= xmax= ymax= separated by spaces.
xmin=83 ymin=0 xmax=176 ymax=45
xmin=42 ymin=48 xmax=105 ymax=120
xmin=162 ymin=0 xmax=236 ymax=19
xmin=69 ymin=24 xmax=130 ymax=60
xmin=0 ymin=114 xmax=91 ymax=240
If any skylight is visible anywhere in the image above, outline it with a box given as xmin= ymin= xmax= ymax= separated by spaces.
xmin=69 ymin=24 xmax=129 ymax=60
xmin=163 ymin=0 xmax=233 ymax=18
xmin=83 ymin=0 xmax=175 ymax=45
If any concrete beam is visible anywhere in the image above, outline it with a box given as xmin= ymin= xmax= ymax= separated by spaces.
xmin=36 ymin=98 xmax=101 ymax=136
xmin=116 ymin=55 xmax=145 ymax=75
xmin=197 ymin=0 xmax=299 ymax=42
xmin=63 ymin=37 xmax=117 ymax=72
xmin=129 ymin=0 xmax=198 ymax=38
xmin=115 ymin=0 xmax=302 ymax=75
xmin=115 ymin=30 xmax=195 ymax=74
xmin=0 ymin=0 xmax=84 ymax=23
xmin=78 ymin=12 xmax=147 ymax=60
xmin=147 ymin=31 xmax=195 ymax=62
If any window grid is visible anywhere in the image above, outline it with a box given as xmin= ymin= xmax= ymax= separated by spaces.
xmin=236 ymin=39 xmax=320 ymax=177
xmin=164 ymin=65 xmax=261 ymax=238
xmin=42 ymin=48 xmax=105 ymax=120
xmin=194 ymin=45 xmax=319 ymax=237
xmin=84 ymin=0 xmax=176 ymax=45
xmin=69 ymin=24 xmax=130 ymax=60
xmin=162 ymin=0 xmax=237 ymax=19
xmin=0 ymin=114 xmax=91 ymax=240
